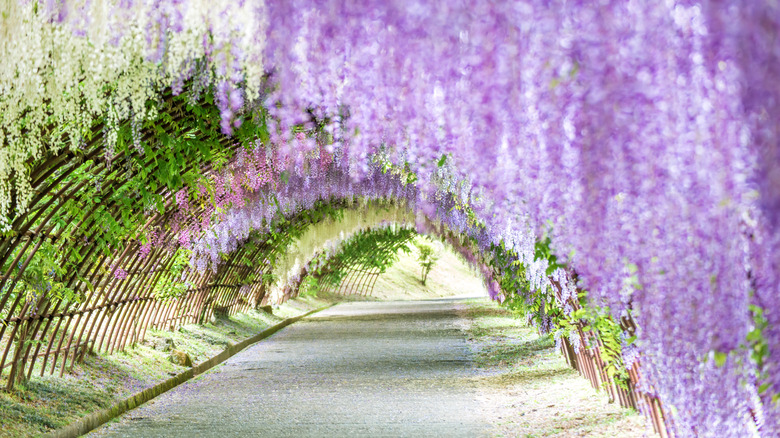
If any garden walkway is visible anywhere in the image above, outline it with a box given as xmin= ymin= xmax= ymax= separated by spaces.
xmin=89 ymin=299 xmax=489 ymax=437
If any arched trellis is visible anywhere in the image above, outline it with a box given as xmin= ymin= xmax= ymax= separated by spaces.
xmin=311 ymin=226 xmax=417 ymax=297
xmin=0 ymin=87 xmax=292 ymax=388
xmin=0 ymin=149 xmax=413 ymax=391
xmin=1 ymin=102 xmax=216 ymax=386
xmin=0 ymin=80 xmax=670 ymax=434
xmin=2 ymin=3 xmax=778 ymax=436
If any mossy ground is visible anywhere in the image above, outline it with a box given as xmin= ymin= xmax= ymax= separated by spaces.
xmin=462 ymin=298 xmax=648 ymax=437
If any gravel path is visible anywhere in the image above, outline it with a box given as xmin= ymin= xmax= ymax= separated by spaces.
xmin=90 ymin=299 xmax=489 ymax=437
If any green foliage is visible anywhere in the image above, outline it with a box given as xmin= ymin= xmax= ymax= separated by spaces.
xmin=0 ymin=89 xmax=261 ymax=326
xmin=0 ymin=241 xmax=81 ymax=320
xmin=568 ymin=302 xmax=632 ymax=388
xmin=414 ymin=240 xmax=439 ymax=286
xmin=714 ymin=303 xmax=779 ymax=403
xmin=496 ymin=237 xmax=565 ymax=330
xmin=298 ymin=276 xmax=321 ymax=298
xmin=747 ymin=304 xmax=770 ymax=375
xmin=312 ymin=226 xmax=415 ymax=292
xmin=477 ymin=228 xmax=633 ymax=391
xmin=152 ymin=249 xmax=192 ymax=300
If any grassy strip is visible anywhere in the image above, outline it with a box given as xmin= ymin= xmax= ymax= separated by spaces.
xmin=461 ymin=298 xmax=647 ymax=438
xmin=0 ymin=295 xmax=336 ymax=438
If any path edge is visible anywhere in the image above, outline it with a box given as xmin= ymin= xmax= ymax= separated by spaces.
xmin=46 ymin=303 xmax=336 ymax=438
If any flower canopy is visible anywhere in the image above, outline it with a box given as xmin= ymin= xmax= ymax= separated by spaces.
xmin=1 ymin=1 xmax=779 ymax=436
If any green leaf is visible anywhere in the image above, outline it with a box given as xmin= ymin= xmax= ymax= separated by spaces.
xmin=713 ymin=351 xmax=728 ymax=367
xmin=747 ymin=329 xmax=763 ymax=343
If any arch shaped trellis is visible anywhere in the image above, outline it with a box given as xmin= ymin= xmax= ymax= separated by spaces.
xmin=0 ymin=93 xmax=232 ymax=387
xmin=0 ymin=91 xmax=674 ymax=431
xmin=309 ymin=225 xmax=418 ymax=297
xmin=0 ymin=76 xmax=674 ymax=435
xmin=0 ymin=103 xmax=417 ymax=390
xmin=0 ymin=86 xmax=346 ymax=388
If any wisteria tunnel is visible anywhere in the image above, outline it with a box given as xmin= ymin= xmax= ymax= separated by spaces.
xmin=1 ymin=1 xmax=779 ymax=437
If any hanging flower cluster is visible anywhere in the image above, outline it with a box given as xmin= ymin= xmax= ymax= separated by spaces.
xmin=0 ymin=0 xmax=266 ymax=225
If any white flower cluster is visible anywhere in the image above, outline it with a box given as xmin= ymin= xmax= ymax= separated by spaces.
xmin=0 ymin=0 xmax=267 ymax=230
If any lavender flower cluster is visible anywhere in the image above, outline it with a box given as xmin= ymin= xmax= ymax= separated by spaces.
xmin=256 ymin=3 xmax=778 ymax=435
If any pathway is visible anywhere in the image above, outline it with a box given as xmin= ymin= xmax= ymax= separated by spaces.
xmin=90 ymin=299 xmax=489 ymax=437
